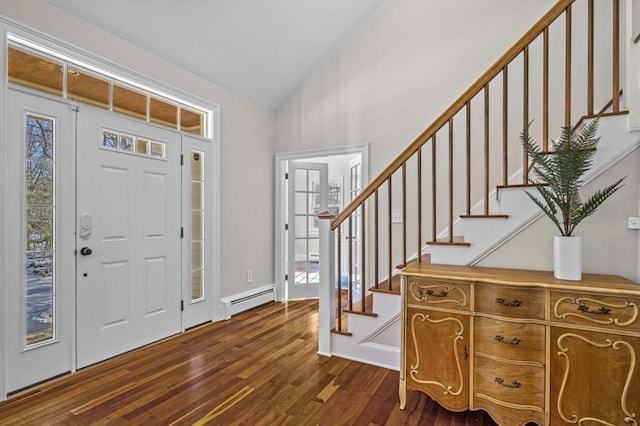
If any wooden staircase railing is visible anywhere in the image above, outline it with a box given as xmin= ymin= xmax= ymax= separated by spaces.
xmin=327 ymin=0 xmax=626 ymax=335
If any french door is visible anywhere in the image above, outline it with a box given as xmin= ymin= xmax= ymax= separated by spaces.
xmin=4 ymin=90 xmax=75 ymax=393
xmin=75 ymin=104 xmax=182 ymax=368
xmin=287 ymin=161 xmax=328 ymax=299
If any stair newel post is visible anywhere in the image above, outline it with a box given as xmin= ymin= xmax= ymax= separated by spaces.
xmin=318 ymin=211 xmax=336 ymax=353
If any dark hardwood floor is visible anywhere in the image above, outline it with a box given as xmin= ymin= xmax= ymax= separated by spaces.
xmin=0 ymin=300 xmax=500 ymax=425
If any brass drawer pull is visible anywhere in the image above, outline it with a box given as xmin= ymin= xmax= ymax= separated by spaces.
xmin=495 ymin=297 xmax=523 ymax=307
xmin=577 ymin=303 xmax=611 ymax=316
xmin=495 ymin=335 xmax=521 ymax=345
xmin=419 ymin=288 xmax=449 ymax=298
xmin=495 ymin=377 xmax=522 ymax=389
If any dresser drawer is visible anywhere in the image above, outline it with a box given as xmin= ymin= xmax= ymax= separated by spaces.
xmin=406 ymin=278 xmax=470 ymax=311
xmin=474 ymin=317 xmax=545 ymax=363
xmin=475 ymin=284 xmax=544 ymax=320
xmin=551 ymin=291 xmax=640 ymax=333
xmin=474 ymin=356 xmax=544 ymax=409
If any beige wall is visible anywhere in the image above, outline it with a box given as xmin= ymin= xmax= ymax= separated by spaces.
xmin=275 ymin=0 xmax=556 ymax=175
xmin=0 ymin=0 xmax=276 ymax=298
xmin=478 ymin=148 xmax=640 ymax=282
xmin=274 ymin=0 xmax=640 ymax=282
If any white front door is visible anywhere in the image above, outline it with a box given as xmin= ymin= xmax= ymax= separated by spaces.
xmin=4 ymin=90 xmax=75 ymax=393
xmin=287 ymin=161 xmax=327 ymax=299
xmin=76 ymin=104 xmax=182 ymax=368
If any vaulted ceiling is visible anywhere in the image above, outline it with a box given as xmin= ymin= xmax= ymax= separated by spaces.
xmin=47 ymin=0 xmax=382 ymax=109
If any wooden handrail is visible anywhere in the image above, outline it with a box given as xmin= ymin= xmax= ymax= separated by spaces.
xmin=331 ymin=0 xmax=574 ymax=230
xmin=329 ymin=0 xmax=623 ymax=335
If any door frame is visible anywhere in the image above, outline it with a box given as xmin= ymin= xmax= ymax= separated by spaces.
xmin=0 ymin=20 xmax=221 ymax=400
xmin=274 ymin=144 xmax=369 ymax=302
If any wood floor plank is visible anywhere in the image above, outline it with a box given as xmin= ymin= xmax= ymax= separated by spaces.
xmin=0 ymin=300 xmax=502 ymax=425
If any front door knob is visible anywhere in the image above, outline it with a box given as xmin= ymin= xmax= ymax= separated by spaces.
xmin=80 ymin=247 xmax=93 ymax=256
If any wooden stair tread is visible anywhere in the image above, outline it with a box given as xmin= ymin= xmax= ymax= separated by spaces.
xmin=343 ymin=309 xmax=378 ymax=318
xmin=426 ymin=237 xmax=470 ymax=247
xmin=496 ymin=183 xmax=548 ymax=189
xmin=330 ymin=328 xmax=352 ymax=336
xmin=459 ymin=214 xmax=509 ymax=219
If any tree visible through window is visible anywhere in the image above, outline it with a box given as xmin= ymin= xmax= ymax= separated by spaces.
xmin=25 ymin=114 xmax=56 ymax=346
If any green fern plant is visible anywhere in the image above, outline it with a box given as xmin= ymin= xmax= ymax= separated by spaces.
xmin=521 ymin=120 xmax=625 ymax=237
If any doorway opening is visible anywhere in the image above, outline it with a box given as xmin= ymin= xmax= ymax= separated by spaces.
xmin=275 ymin=145 xmax=369 ymax=302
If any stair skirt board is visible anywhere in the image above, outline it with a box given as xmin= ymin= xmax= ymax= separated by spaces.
xmin=332 ymin=311 xmax=401 ymax=371
xmin=220 ymin=284 xmax=276 ymax=320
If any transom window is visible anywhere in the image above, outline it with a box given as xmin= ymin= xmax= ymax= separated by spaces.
xmin=7 ymin=41 xmax=210 ymax=138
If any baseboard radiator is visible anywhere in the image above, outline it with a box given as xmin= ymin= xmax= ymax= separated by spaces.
xmin=220 ymin=284 xmax=276 ymax=319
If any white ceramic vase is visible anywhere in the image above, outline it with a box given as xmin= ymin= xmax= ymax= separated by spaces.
xmin=553 ymin=235 xmax=582 ymax=281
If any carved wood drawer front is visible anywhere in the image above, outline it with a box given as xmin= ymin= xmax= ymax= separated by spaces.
xmin=407 ymin=278 xmax=470 ymax=311
xmin=475 ymin=285 xmax=544 ymax=320
xmin=551 ymin=291 xmax=640 ymax=333
xmin=474 ymin=317 xmax=545 ymax=363
xmin=474 ymin=356 xmax=544 ymax=409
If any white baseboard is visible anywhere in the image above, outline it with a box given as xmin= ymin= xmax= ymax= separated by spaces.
xmin=220 ymin=284 xmax=276 ymax=320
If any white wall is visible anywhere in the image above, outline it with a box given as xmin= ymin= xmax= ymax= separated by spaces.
xmin=0 ymin=1 xmax=275 ymax=298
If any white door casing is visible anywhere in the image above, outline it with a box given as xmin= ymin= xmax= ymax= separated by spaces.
xmin=274 ymin=145 xmax=369 ymax=303
xmin=75 ymin=104 xmax=182 ymax=368
xmin=4 ymin=90 xmax=75 ymax=393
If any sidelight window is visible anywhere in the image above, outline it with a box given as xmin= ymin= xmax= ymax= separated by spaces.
xmin=25 ymin=113 xmax=56 ymax=347
xmin=191 ymin=151 xmax=205 ymax=301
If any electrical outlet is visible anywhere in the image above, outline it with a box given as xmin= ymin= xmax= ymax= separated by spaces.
xmin=628 ymin=217 xmax=640 ymax=229
xmin=246 ymin=270 xmax=253 ymax=283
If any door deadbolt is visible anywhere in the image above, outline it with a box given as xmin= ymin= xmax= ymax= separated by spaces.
xmin=80 ymin=247 xmax=93 ymax=256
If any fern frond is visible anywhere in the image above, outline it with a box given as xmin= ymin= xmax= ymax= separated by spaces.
xmin=520 ymin=119 xmax=625 ymax=236
xmin=568 ymin=177 xmax=626 ymax=235
xmin=524 ymin=188 xmax=564 ymax=235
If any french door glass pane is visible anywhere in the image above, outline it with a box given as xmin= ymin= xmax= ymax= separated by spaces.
xmin=24 ymin=114 xmax=56 ymax=347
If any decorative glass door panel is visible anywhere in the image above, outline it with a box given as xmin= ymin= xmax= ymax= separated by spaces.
xmin=287 ymin=161 xmax=327 ymax=299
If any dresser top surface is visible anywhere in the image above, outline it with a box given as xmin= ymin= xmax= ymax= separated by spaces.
xmin=400 ymin=263 xmax=640 ymax=295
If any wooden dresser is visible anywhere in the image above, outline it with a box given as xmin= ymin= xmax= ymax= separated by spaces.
xmin=399 ymin=263 xmax=640 ymax=426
